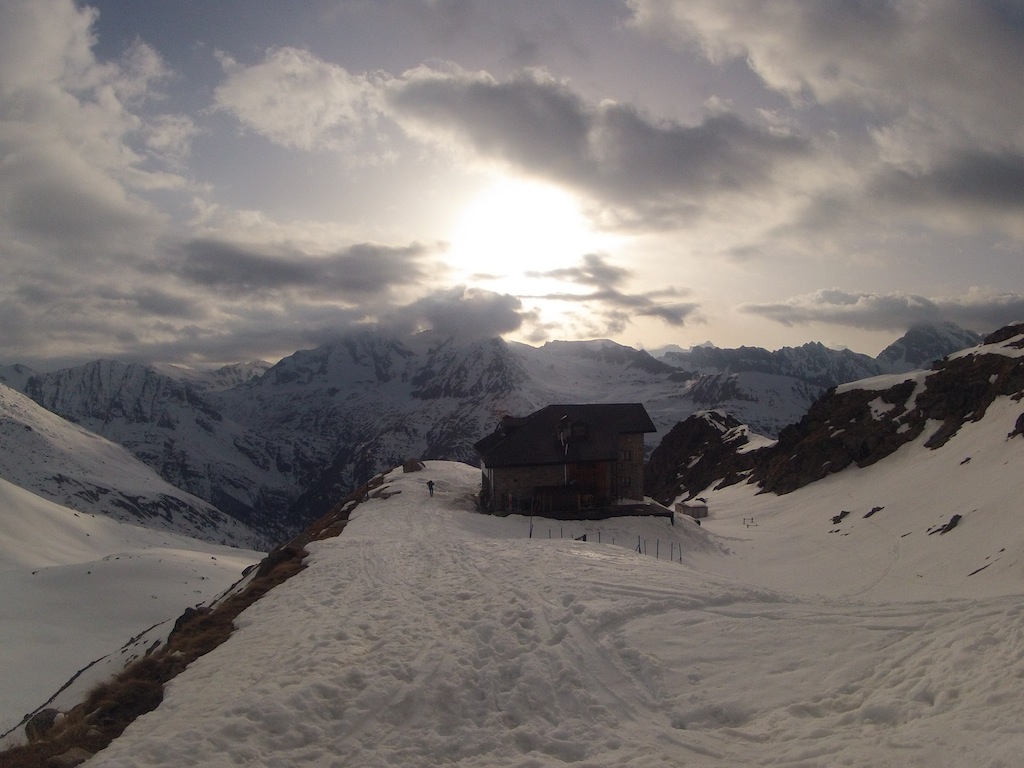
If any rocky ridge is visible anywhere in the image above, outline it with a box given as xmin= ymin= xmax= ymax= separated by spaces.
xmin=648 ymin=323 xmax=1024 ymax=504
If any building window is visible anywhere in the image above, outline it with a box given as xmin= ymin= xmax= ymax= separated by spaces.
xmin=620 ymin=448 xmax=632 ymax=461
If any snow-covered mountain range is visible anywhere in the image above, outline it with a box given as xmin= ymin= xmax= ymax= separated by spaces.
xmin=658 ymin=320 xmax=981 ymax=381
xmin=0 ymin=323 xmax=980 ymax=545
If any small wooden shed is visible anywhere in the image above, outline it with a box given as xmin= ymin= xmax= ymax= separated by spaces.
xmin=675 ymin=500 xmax=709 ymax=519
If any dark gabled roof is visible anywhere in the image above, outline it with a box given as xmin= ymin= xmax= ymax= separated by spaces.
xmin=473 ymin=403 xmax=656 ymax=468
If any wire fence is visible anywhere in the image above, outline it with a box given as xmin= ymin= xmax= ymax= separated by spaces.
xmin=530 ymin=522 xmax=687 ymax=564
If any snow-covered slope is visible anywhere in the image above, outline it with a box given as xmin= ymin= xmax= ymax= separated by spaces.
xmin=20 ymin=361 xmax=301 ymax=542
xmin=0 ymin=479 xmax=260 ymax=739
xmin=696 ymin=388 xmax=1024 ymax=599
xmin=75 ymin=441 xmax=1024 ymax=767
xmin=0 ymin=383 xmax=263 ymax=549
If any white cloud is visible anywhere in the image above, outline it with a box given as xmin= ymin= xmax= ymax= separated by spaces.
xmin=740 ymin=288 xmax=1024 ymax=334
xmin=141 ymin=114 xmax=197 ymax=168
xmin=628 ymin=0 xmax=1024 ymax=156
xmin=388 ymin=64 xmax=810 ymax=229
xmin=0 ymin=0 xmax=193 ymax=251
xmin=0 ymin=0 xmax=205 ymax=364
xmin=1 ymin=1 xmax=1020 ymax=365
xmin=0 ymin=0 xmax=99 ymax=95
xmin=385 ymin=286 xmax=529 ymax=339
xmin=213 ymin=47 xmax=386 ymax=153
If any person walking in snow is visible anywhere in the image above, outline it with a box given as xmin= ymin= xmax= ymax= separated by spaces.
xmin=427 ymin=480 xmax=435 ymax=497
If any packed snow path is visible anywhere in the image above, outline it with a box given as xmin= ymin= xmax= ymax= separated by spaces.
xmin=89 ymin=462 xmax=1024 ymax=767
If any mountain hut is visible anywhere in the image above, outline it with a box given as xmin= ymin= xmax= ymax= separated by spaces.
xmin=473 ymin=403 xmax=656 ymax=515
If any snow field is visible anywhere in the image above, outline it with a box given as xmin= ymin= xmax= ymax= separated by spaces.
xmin=86 ymin=456 xmax=1024 ymax=767
xmin=695 ymin=393 xmax=1024 ymax=600
xmin=0 ymin=479 xmax=261 ymax=740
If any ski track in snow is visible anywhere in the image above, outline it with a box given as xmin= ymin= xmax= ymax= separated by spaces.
xmin=86 ymin=461 xmax=1024 ymax=768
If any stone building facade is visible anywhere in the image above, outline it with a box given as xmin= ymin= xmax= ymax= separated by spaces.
xmin=473 ymin=403 xmax=656 ymax=515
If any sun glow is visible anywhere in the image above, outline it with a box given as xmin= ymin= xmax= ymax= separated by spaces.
xmin=446 ymin=178 xmax=615 ymax=292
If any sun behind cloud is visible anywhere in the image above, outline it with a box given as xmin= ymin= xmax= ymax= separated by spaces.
xmin=446 ymin=177 xmax=617 ymax=294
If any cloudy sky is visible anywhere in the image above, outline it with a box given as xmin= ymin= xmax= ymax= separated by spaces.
xmin=2 ymin=0 xmax=1023 ymax=368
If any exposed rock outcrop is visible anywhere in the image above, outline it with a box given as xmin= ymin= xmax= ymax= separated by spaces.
xmin=646 ymin=323 xmax=1024 ymax=500
xmin=757 ymin=324 xmax=1024 ymax=494
xmin=25 ymin=708 xmax=61 ymax=743
xmin=644 ymin=410 xmax=765 ymax=505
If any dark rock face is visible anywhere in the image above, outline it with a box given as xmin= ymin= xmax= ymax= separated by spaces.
xmin=982 ymin=323 xmax=1024 ymax=346
xmin=1008 ymin=411 xmax=1024 ymax=439
xmin=756 ymin=326 xmax=1024 ymax=495
xmin=755 ymin=379 xmax=919 ymax=494
xmin=914 ymin=351 xmax=1024 ymax=449
xmin=644 ymin=411 xmax=763 ymax=505
xmin=25 ymin=708 xmax=61 ymax=742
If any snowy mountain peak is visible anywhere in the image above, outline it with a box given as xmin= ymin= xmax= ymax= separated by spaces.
xmin=875 ymin=321 xmax=982 ymax=373
xmin=540 ymin=338 xmax=674 ymax=372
